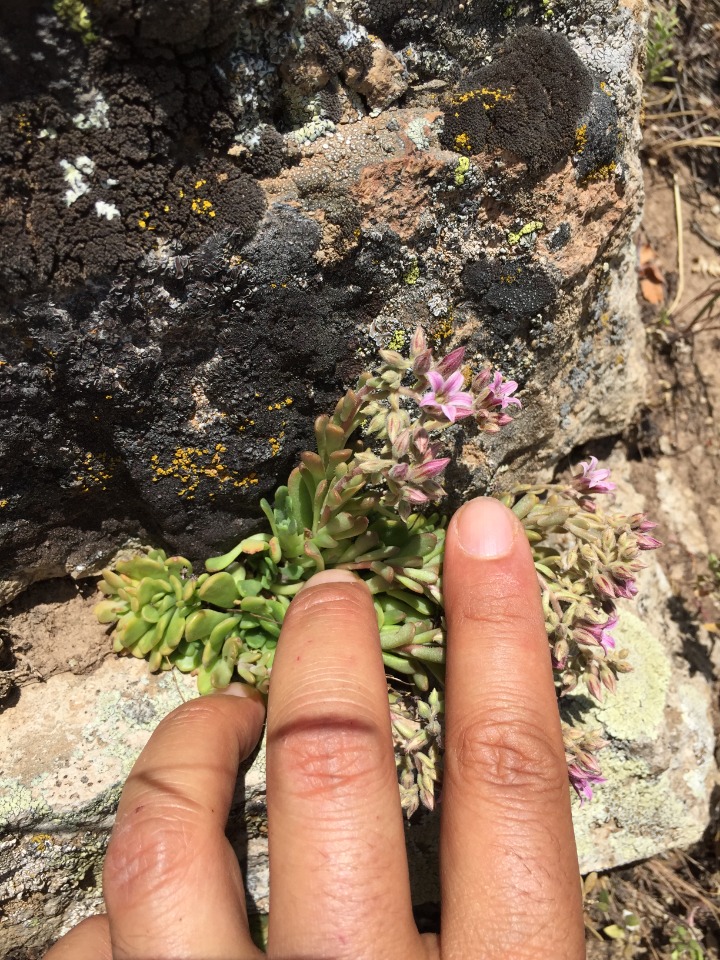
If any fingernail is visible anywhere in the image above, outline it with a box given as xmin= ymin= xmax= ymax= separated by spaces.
xmin=455 ymin=497 xmax=516 ymax=559
xmin=299 ymin=569 xmax=359 ymax=591
xmin=219 ymin=683 xmax=266 ymax=707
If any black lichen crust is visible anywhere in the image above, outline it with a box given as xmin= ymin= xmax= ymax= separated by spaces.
xmin=545 ymin=222 xmax=571 ymax=251
xmin=573 ymin=83 xmax=620 ymax=182
xmin=91 ymin=0 xmax=272 ymax=53
xmin=440 ymin=28 xmax=593 ymax=174
xmin=0 ymin=23 xmax=269 ymax=301
xmin=283 ymin=9 xmax=372 ymax=93
xmin=0 ymin=201 xmax=387 ymax=577
xmin=461 ymin=255 xmax=557 ymax=323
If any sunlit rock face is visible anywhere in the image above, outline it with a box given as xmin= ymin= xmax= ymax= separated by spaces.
xmin=1 ymin=0 xmax=646 ymax=598
xmin=0 ymin=2 xmax=668 ymax=953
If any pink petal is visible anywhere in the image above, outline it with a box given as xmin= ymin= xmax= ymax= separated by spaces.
xmin=445 ymin=370 xmax=465 ymax=393
xmin=413 ymin=457 xmax=450 ymax=479
xmin=426 ymin=370 xmax=445 ymax=392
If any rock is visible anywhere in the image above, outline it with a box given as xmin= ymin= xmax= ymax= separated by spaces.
xmin=573 ymin=571 xmax=716 ymax=871
xmin=405 ymin=560 xmax=716 ymax=896
xmin=0 ymin=661 xmax=200 ymax=957
xmin=1 ymin=0 xmax=646 ymax=589
xmin=353 ymin=40 xmax=409 ymax=113
xmin=0 ymin=0 xmax=680 ymax=951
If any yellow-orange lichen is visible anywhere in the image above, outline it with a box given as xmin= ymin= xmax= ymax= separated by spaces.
xmin=150 ymin=447 xmax=259 ymax=496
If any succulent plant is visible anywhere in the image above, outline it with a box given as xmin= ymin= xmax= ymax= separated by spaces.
xmin=96 ymin=328 xmax=660 ymax=813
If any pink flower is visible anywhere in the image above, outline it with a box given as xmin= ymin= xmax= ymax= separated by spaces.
xmin=487 ymin=372 xmax=521 ymax=409
xmin=593 ymin=572 xmax=638 ymax=601
xmin=614 ymin=578 xmax=638 ymax=600
xmin=419 ymin=370 xmax=474 ymax=423
xmin=568 ymin=764 xmax=606 ymax=804
xmin=573 ymin=456 xmax=616 ymax=494
xmin=584 ymin=615 xmax=618 ymax=652
xmin=629 ymin=514 xmax=662 ymax=550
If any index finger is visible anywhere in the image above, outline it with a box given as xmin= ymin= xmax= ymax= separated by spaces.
xmin=440 ymin=498 xmax=585 ymax=960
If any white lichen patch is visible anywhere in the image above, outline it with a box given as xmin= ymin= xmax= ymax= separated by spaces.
xmin=286 ymin=116 xmax=336 ymax=145
xmin=189 ymin=383 xmax=228 ymax=431
xmin=94 ymin=200 xmax=120 ymax=221
xmin=338 ymin=21 xmax=368 ymax=49
xmin=59 ymin=156 xmax=95 ymax=206
xmin=73 ymin=91 xmax=110 ymax=131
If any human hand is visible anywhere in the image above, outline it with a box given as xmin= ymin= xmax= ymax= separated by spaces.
xmin=46 ymin=496 xmax=585 ymax=960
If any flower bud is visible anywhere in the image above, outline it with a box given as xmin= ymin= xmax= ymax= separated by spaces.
xmin=413 ymin=349 xmax=433 ymax=376
xmin=411 ymin=326 xmax=427 ymax=356
xmin=436 ymin=346 xmax=466 ymax=376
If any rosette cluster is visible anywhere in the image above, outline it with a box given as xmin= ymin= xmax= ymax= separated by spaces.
xmin=498 ymin=460 xmax=661 ymax=802
xmin=95 ymin=327 xmax=659 ymax=813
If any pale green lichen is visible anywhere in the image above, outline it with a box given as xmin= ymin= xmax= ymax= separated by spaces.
xmin=404 ymin=261 xmax=421 ymax=284
xmin=53 ymin=0 xmax=97 ymax=43
xmin=386 ymin=329 xmax=407 ymax=351
xmin=453 ymin=156 xmax=470 ymax=186
xmin=0 ymin=780 xmax=52 ymax=831
xmin=507 ymin=220 xmax=544 ymax=246
xmin=573 ymin=762 xmax=695 ymax=870
xmin=595 ymin=611 xmax=670 ymax=742
xmin=406 ymin=118 xmax=432 ymax=151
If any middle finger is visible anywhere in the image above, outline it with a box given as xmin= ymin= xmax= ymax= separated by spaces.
xmin=265 ymin=570 xmax=422 ymax=960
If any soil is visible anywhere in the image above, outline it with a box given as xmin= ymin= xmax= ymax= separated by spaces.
xmin=0 ymin=578 xmax=110 ymax=708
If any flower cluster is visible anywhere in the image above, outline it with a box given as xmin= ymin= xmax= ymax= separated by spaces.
xmin=354 ymin=327 xmax=520 ymax=517
xmin=96 ymin=328 xmax=659 ymax=812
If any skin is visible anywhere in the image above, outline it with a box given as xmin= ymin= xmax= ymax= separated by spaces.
xmin=46 ymin=498 xmax=586 ymax=960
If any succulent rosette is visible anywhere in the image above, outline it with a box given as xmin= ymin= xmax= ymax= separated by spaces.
xmin=96 ymin=328 xmax=660 ymax=813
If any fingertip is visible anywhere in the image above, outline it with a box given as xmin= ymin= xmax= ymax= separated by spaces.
xmin=44 ymin=914 xmax=111 ymax=960
xmin=299 ymin=569 xmax=366 ymax=591
xmin=217 ymin=681 xmax=267 ymax=707
xmin=449 ymin=496 xmax=519 ymax=559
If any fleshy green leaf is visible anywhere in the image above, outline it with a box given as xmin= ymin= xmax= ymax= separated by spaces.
xmin=198 ymin=572 xmax=239 ymax=608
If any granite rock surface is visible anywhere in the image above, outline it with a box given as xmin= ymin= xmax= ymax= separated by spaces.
xmin=1 ymin=0 xmax=646 ymax=600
